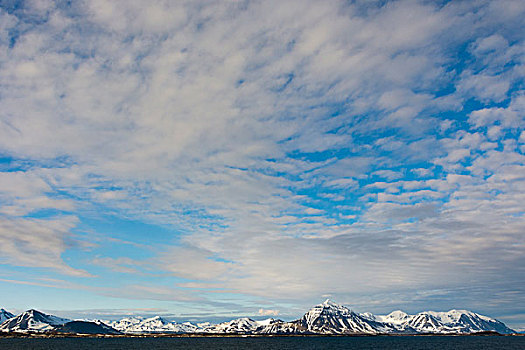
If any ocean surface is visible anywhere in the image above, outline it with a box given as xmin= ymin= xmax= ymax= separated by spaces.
xmin=0 ymin=336 xmax=524 ymax=350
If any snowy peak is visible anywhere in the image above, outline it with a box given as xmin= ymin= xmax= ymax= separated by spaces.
xmin=417 ymin=310 xmax=514 ymax=334
xmin=203 ymin=317 xmax=284 ymax=334
xmin=0 ymin=308 xmax=15 ymax=323
xmin=109 ymin=316 xmax=143 ymax=331
xmin=256 ymin=318 xmax=279 ymax=326
xmin=110 ymin=316 xmax=199 ymax=334
xmin=141 ymin=316 xmax=169 ymax=327
xmin=0 ymin=309 xmax=69 ymax=332
xmin=320 ymin=299 xmax=343 ymax=308
xmin=373 ymin=310 xmax=411 ymax=330
xmin=300 ymin=300 xmax=382 ymax=334
xmin=386 ymin=310 xmax=410 ymax=322
xmin=373 ymin=309 xmax=515 ymax=334
xmin=204 ymin=317 xmax=259 ymax=333
xmin=408 ymin=312 xmax=442 ymax=332
xmin=425 ymin=309 xmax=486 ymax=325
xmin=319 ymin=299 xmax=353 ymax=313
xmin=305 ymin=299 xmax=353 ymax=319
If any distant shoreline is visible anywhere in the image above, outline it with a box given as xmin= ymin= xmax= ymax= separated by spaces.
xmin=1 ymin=331 xmax=523 ymax=338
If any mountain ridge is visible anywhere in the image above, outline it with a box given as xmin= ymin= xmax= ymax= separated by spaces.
xmin=0 ymin=309 xmax=70 ymax=332
xmin=0 ymin=308 xmax=15 ymax=324
xmin=0 ymin=300 xmax=516 ymax=335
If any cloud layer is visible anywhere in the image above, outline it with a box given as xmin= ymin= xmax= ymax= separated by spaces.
xmin=0 ymin=0 xmax=524 ymax=327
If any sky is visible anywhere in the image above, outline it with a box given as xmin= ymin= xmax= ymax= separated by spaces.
xmin=0 ymin=0 xmax=524 ymax=329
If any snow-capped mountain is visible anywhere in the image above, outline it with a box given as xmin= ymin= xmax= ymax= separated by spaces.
xmin=407 ymin=310 xmax=514 ymax=334
xmin=108 ymin=316 xmax=143 ymax=331
xmin=369 ymin=307 xmax=514 ymax=334
xmin=0 ymin=309 xmax=69 ymax=332
xmin=110 ymin=316 xmax=199 ymax=334
xmin=366 ymin=310 xmax=414 ymax=332
xmin=296 ymin=299 xmax=398 ymax=334
xmin=203 ymin=317 xmax=281 ymax=333
xmin=203 ymin=317 xmax=258 ymax=333
xmin=373 ymin=310 xmax=411 ymax=324
xmin=0 ymin=301 xmax=515 ymax=335
xmin=0 ymin=308 xmax=15 ymax=323
xmin=256 ymin=300 xmax=514 ymax=335
xmin=255 ymin=300 xmax=399 ymax=335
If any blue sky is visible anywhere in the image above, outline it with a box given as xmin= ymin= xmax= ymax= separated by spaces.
xmin=0 ymin=0 xmax=524 ymax=328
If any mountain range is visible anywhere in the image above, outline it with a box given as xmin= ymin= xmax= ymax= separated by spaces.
xmin=0 ymin=300 xmax=516 ymax=335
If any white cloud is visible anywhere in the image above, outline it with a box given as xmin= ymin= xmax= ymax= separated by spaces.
xmin=458 ymin=71 xmax=510 ymax=103
xmin=258 ymin=308 xmax=279 ymax=316
xmin=0 ymin=0 xmax=523 ymax=322
xmin=0 ymin=215 xmax=90 ymax=277
xmin=304 ymin=207 xmax=324 ymax=215
xmin=156 ymin=245 xmax=233 ymax=281
xmin=324 ymin=177 xmax=358 ymax=189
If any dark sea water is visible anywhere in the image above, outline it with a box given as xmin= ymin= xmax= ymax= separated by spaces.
xmin=1 ymin=336 xmax=524 ymax=350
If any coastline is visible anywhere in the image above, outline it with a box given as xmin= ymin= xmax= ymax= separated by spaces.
xmin=1 ymin=331 xmax=522 ymax=338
